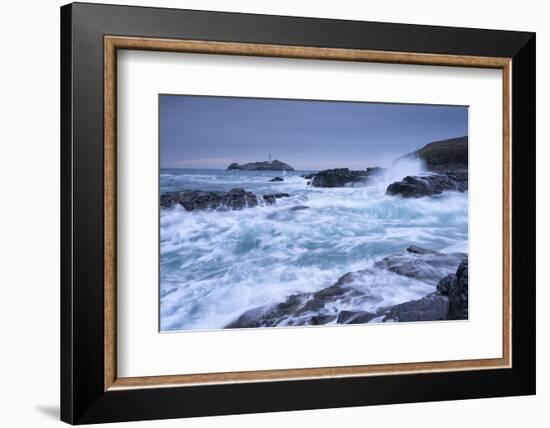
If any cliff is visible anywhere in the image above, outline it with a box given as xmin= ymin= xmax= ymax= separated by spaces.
xmin=393 ymin=136 xmax=468 ymax=171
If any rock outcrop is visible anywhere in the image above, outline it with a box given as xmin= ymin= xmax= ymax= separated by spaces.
xmin=226 ymin=294 xmax=309 ymax=328
xmin=385 ymin=172 xmax=468 ymax=198
xmin=269 ymin=177 xmax=284 ymax=182
xmin=227 ymin=160 xmax=294 ymax=171
xmin=393 ymin=136 xmax=468 ymax=171
xmin=262 ymin=193 xmax=290 ymax=204
xmin=374 ymin=245 xmax=466 ymax=285
xmin=225 ymin=247 xmax=467 ymax=328
xmin=386 ymin=136 xmax=468 ymax=198
xmin=336 ymin=310 xmax=378 ymax=324
xmin=161 ymin=188 xmax=257 ymax=211
xmin=446 ymin=259 xmax=468 ymax=320
xmin=382 ymin=292 xmax=449 ymax=322
xmin=161 ymin=189 xmax=296 ymax=210
xmin=311 ymin=168 xmax=365 ymax=187
xmin=310 ymin=167 xmax=385 ymax=188
xmin=382 ymin=256 xmax=468 ymax=322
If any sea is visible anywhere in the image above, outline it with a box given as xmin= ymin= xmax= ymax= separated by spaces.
xmin=159 ymin=161 xmax=468 ymax=331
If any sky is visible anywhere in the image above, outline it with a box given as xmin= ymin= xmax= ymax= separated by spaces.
xmin=160 ymin=95 xmax=468 ymax=170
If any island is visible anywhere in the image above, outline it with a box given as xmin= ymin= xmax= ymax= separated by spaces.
xmin=227 ymin=159 xmax=295 ymax=171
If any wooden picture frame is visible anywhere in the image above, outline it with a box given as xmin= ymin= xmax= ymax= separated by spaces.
xmin=61 ymin=2 xmax=535 ymax=424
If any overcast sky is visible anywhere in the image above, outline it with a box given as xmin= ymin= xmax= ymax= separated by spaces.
xmin=160 ymin=95 xmax=467 ymax=170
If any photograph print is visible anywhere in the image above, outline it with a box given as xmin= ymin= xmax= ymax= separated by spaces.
xmin=159 ymin=95 xmax=469 ymax=332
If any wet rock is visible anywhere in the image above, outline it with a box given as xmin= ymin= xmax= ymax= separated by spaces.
xmin=382 ymin=292 xmax=449 ymax=322
xmin=386 ymin=173 xmax=468 ymax=198
xmin=309 ymin=167 xmax=387 ymax=188
xmin=374 ymin=249 xmax=464 ymax=284
xmin=447 ymin=259 xmax=468 ymax=320
xmin=227 ymin=160 xmax=294 ymax=171
xmin=381 ymin=256 xmax=469 ymax=322
xmin=436 ymin=274 xmax=456 ymax=296
xmin=290 ymin=205 xmax=309 ymax=211
xmin=365 ymin=167 xmax=386 ymax=177
xmin=269 ymin=177 xmax=284 ymax=182
xmin=160 ymin=188 xmax=257 ymax=211
xmin=262 ymin=193 xmax=290 ymax=204
xmin=336 ymin=311 xmax=359 ymax=324
xmin=337 ymin=310 xmax=378 ymax=324
xmin=311 ymin=168 xmax=368 ymax=187
xmin=407 ymin=245 xmax=439 ymax=255
xmin=301 ymin=173 xmax=317 ymax=180
xmin=310 ymin=315 xmax=337 ymax=325
xmin=226 ymin=294 xmax=306 ymax=328
xmin=225 ymin=247 xmax=467 ymax=329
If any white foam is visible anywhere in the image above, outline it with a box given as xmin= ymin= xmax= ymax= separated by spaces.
xmin=159 ymin=167 xmax=468 ymax=331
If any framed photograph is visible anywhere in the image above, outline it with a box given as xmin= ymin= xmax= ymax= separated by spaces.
xmin=60 ymin=2 xmax=536 ymax=424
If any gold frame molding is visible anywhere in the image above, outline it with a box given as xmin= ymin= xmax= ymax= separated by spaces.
xmin=104 ymin=35 xmax=512 ymax=391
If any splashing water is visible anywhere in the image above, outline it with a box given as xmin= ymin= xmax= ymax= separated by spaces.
xmin=160 ymin=164 xmax=467 ymax=331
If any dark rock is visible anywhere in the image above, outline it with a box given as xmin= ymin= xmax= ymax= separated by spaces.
xmin=227 ymin=159 xmax=294 ymax=171
xmin=226 ymin=271 xmax=372 ymax=328
xmin=386 ymin=173 xmax=468 ymax=198
xmin=310 ymin=167 xmax=387 ymax=187
xmin=294 ymin=272 xmax=379 ymax=317
xmin=393 ymin=136 xmax=468 ymax=171
xmin=448 ymin=172 xmax=468 ymax=191
xmin=366 ymin=167 xmax=386 ymax=177
xmin=301 ymin=173 xmax=317 ymax=179
xmin=381 ymin=257 xmax=468 ymax=322
xmin=374 ymin=249 xmax=464 ymax=284
xmin=436 ymin=274 xmax=457 ymax=296
xmin=447 ymin=259 xmax=468 ymax=320
xmin=226 ymin=294 xmax=305 ymax=328
xmin=311 ymin=168 xmax=368 ymax=187
xmin=262 ymin=193 xmax=290 ymax=204
xmin=290 ymin=205 xmax=309 ymax=211
xmin=270 ymin=177 xmax=284 ymax=182
xmin=337 ymin=310 xmax=378 ymax=324
xmin=225 ymin=248 xmax=467 ymax=329
xmin=225 ymin=307 xmax=264 ymax=329
xmin=306 ymin=181 xmax=311 ymax=185
xmin=160 ymin=188 xmax=257 ymax=211
xmin=311 ymin=168 xmax=358 ymax=187
xmin=297 ymin=248 xmax=463 ymax=319
xmin=383 ymin=292 xmax=449 ymax=322
xmin=336 ymin=311 xmax=359 ymax=324
xmin=310 ymin=315 xmax=337 ymax=325
xmin=407 ymin=245 xmax=439 ymax=255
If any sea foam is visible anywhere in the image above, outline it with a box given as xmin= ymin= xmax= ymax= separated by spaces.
xmin=160 ymin=166 xmax=468 ymax=331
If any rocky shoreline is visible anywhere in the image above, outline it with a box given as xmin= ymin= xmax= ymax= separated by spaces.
xmin=299 ymin=136 xmax=468 ymax=196
xmin=161 ymin=136 xmax=469 ymax=209
xmin=386 ymin=171 xmax=468 ymax=198
xmin=161 ymin=188 xmax=294 ymax=211
xmin=226 ymin=246 xmax=468 ymax=328
xmin=310 ymin=167 xmax=385 ymax=187
xmin=161 ymin=136 xmax=469 ymax=327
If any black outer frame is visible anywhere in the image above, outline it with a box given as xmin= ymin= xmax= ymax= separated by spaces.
xmin=60 ymin=2 xmax=535 ymax=424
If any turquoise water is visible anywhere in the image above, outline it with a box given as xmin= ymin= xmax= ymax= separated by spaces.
xmin=160 ymin=164 xmax=468 ymax=331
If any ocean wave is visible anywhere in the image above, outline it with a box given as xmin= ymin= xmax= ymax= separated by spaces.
xmin=159 ymin=174 xmax=468 ymax=331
